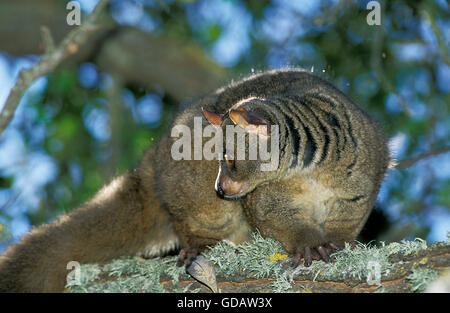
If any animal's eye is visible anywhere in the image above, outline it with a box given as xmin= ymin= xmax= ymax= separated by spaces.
xmin=224 ymin=154 xmax=235 ymax=169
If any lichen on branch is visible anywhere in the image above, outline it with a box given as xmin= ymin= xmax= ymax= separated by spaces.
xmin=67 ymin=232 xmax=450 ymax=293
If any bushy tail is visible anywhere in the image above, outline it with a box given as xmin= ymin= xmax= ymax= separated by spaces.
xmin=0 ymin=161 xmax=178 ymax=292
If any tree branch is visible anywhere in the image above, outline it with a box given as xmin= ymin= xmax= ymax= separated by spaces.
xmin=0 ymin=0 xmax=110 ymax=137
xmin=68 ymin=237 xmax=450 ymax=293
xmin=165 ymin=242 xmax=450 ymax=293
xmin=393 ymin=146 xmax=450 ymax=169
xmin=0 ymin=0 xmax=227 ymax=112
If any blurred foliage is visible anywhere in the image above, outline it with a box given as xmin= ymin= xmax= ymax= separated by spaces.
xmin=19 ymin=67 xmax=180 ymax=225
xmin=0 ymin=0 xmax=449 ymax=246
xmin=0 ymin=222 xmax=11 ymax=242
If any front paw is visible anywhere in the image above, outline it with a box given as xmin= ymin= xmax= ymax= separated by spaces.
xmin=282 ymin=242 xmax=343 ymax=269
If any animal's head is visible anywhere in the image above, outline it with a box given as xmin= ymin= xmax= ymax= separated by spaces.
xmin=202 ymin=98 xmax=280 ymax=199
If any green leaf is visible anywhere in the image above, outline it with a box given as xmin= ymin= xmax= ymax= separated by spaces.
xmin=208 ymin=24 xmax=222 ymax=43
xmin=55 ymin=115 xmax=79 ymax=141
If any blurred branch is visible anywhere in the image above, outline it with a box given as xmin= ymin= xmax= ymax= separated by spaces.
xmin=39 ymin=26 xmax=55 ymax=54
xmin=95 ymin=28 xmax=227 ymax=101
xmin=0 ymin=0 xmax=227 ymax=103
xmin=104 ymin=74 xmax=124 ymax=179
xmin=0 ymin=0 xmax=110 ymax=137
xmin=0 ymin=0 xmax=72 ymax=55
xmin=370 ymin=27 xmax=413 ymax=117
xmin=0 ymin=190 xmax=22 ymax=214
xmin=394 ymin=146 xmax=450 ymax=169
xmin=420 ymin=7 xmax=450 ymax=66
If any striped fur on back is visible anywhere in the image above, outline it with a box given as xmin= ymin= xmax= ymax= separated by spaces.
xmin=202 ymin=68 xmax=390 ymax=253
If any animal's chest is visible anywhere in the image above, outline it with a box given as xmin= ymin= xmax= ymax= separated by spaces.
xmin=247 ymin=177 xmax=337 ymax=226
xmin=184 ymin=199 xmax=251 ymax=241
xmin=290 ymin=179 xmax=336 ymax=225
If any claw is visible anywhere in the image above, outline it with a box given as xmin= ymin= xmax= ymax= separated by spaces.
xmin=317 ymin=245 xmax=331 ymax=263
xmin=328 ymin=241 xmax=342 ymax=252
xmin=281 ymin=255 xmax=300 ymax=270
xmin=304 ymin=246 xmax=312 ymax=267
xmin=311 ymin=248 xmax=321 ymax=261
xmin=285 ymin=241 xmax=345 ymax=269
xmin=348 ymin=240 xmax=359 ymax=249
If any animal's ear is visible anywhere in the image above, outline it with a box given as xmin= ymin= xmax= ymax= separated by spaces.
xmin=229 ymin=107 xmax=269 ymax=137
xmin=202 ymin=107 xmax=223 ymax=126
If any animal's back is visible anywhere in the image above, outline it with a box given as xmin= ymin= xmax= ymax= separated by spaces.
xmin=231 ymin=69 xmax=390 ymax=256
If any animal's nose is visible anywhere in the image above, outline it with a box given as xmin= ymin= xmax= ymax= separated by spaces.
xmin=216 ymin=185 xmax=225 ymax=198
xmin=215 ymin=174 xmax=249 ymax=199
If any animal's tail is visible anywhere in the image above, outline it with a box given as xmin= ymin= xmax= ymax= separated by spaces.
xmin=0 ymin=151 xmax=178 ymax=292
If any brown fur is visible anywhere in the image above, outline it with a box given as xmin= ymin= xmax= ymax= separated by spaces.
xmin=0 ymin=69 xmax=389 ymax=292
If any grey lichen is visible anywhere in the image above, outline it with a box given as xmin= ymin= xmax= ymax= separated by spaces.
xmin=66 ymin=263 xmax=102 ymax=292
xmin=204 ymin=231 xmax=291 ymax=292
xmin=68 ymin=256 xmax=188 ymax=293
xmin=292 ymin=238 xmax=428 ymax=284
xmin=68 ymin=234 xmax=431 ymax=293
xmin=203 ymin=231 xmax=286 ymax=279
xmin=406 ymin=268 xmax=439 ymax=292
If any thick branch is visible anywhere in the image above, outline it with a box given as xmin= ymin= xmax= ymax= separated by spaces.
xmin=95 ymin=28 xmax=227 ymax=101
xmin=0 ymin=0 xmax=72 ymax=55
xmin=0 ymin=0 xmax=110 ymax=136
xmin=160 ymin=243 xmax=450 ymax=293
xmin=69 ymin=240 xmax=450 ymax=293
xmin=0 ymin=0 xmax=227 ymax=108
